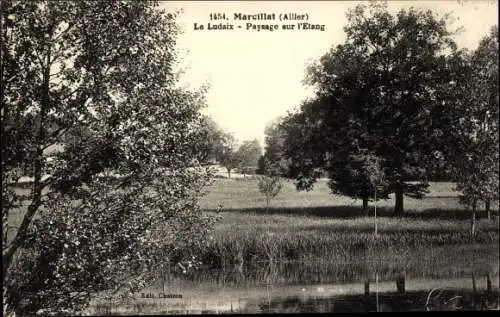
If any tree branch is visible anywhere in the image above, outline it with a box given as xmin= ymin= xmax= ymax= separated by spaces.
xmin=42 ymin=127 xmax=69 ymax=151
xmin=3 ymin=45 xmax=52 ymax=277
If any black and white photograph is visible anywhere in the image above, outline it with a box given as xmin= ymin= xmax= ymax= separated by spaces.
xmin=1 ymin=0 xmax=499 ymax=315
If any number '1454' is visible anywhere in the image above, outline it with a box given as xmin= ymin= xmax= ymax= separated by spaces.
xmin=210 ymin=13 xmax=226 ymax=20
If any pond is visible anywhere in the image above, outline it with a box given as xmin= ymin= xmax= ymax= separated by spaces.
xmin=88 ymin=257 xmax=499 ymax=314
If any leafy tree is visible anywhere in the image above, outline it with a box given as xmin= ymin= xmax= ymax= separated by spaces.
xmin=257 ymin=158 xmax=283 ymax=211
xmin=281 ymin=103 xmax=328 ymax=191
xmin=258 ymin=175 xmax=283 ymax=212
xmin=216 ymin=133 xmax=240 ymax=178
xmin=451 ymin=26 xmax=499 ymax=231
xmin=328 ymin=150 xmax=389 ymax=213
xmin=281 ymin=99 xmax=389 ymax=212
xmin=2 ymin=1 xmax=215 ymax=315
xmin=190 ymin=115 xmax=227 ymax=165
xmin=262 ymin=118 xmax=290 ymax=176
xmin=256 ymin=155 xmax=266 ymax=175
xmin=283 ymin=1 xmax=464 ymax=216
xmin=236 ymin=138 xmax=262 ymax=176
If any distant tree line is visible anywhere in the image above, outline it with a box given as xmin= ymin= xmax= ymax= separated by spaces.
xmin=192 ymin=115 xmax=262 ymax=177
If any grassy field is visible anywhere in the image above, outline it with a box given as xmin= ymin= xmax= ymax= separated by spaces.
xmin=7 ymin=178 xmax=499 ymax=275
xmin=200 ymin=178 xmax=484 ymax=212
xmin=198 ymin=178 xmax=499 ymax=273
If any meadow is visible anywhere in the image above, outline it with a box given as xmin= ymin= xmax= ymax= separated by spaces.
xmin=197 ymin=178 xmax=499 ymax=277
xmin=7 ymin=177 xmax=499 ymax=280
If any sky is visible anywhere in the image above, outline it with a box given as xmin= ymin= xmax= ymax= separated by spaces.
xmin=160 ymin=1 xmax=498 ymax=148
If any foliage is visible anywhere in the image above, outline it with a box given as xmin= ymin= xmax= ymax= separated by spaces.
xmin=236 ymin=139 xmax=262 ymax=176
xmin=281 ymin=104 xmax=327 ymax=191
xmin=2 ymin=1 xmax=215 ymax=315
xmin=257 ymin=157 xmax=283 ymax=211
xmin=451 ymin=26 xmax=499 ymax=225
xmin=282 ymin=1 xmax=465 ymax=215
xmin=215 ymin=133 xmax=240 ymax=178
xmin=257 ymin=175 xmax=283 ymax=212
xmin=261 ymin=118 xmax=290 ymax=176
xmin=190 ymin=115 xmax=228 ymax=165
xmin=256 ymin=155 xmax=266 ymax=175
xmin=216 ymin=136 xmax=263 ymax=177
xmin=327 ymin=149 xmax=389 ymax=211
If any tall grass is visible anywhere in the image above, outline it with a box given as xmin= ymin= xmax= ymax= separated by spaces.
xmin=196 ymin=179 xmax=498 ymax=270
xmin=200 ymin=211 xmax=499 ymax=270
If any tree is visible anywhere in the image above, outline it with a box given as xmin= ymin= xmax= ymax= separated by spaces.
xmin=283 ymin=1 xmax=464 ymax=216
xmin=2 ymin=1 xmax=215 ymax=315
xmin=257 ymin=158 xmax=283 ymax=211
xmin=216 ymin=133 xmax=239 ymax=178
xmin=327 ymin=150 xmax=389 ymax=213
xmin=258 ymin=175 xmax=283 ymax=212
xmin=236 ymin=138 xmax=262 ymax=176
xmin=190 ymin=115 xmax=227 ymax=165
xmin=256 ymin=155 xmax=266 ymax=175
xmin=262 ymin=118 xmax=290 ymax=176
xmin=451 ymin=26 xmax=499 ymax=231
xmin=281 ymin=104 xmax=328 ymax=191
xmin=281 ymin=101 xmax=389 ymax=212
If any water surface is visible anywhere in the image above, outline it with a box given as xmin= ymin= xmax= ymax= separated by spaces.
xmin=88 ymin=257 xmax=499 ymax=314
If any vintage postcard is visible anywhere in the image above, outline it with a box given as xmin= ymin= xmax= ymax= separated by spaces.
xmin=2 ymin=0 xmax=498 ymax=315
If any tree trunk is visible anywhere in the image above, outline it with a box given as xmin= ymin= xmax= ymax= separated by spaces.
xmin=487 ymin=273 xmax=492 ymax=293
xmin=394 ymin=183 xmax=404 ymax=217
xmin=362 ymin=194 xmax=369 ymax=213
xmin=472 ymin=272 xmax=477 ymax=310
xmin=375 ymin=271 xmax=379 ymax=312
xmin=374 ymin=188 xmax=378 ymax=236
xmin=471 ymin=200 xmax=477 ymax=239
xmin=3 ymin=53 xmax=50 ymax=278
xmin=396 ymin=275 xmax=405 ymax=294
xmin=486 ymin=273 xmax=493 ymax=304
xmin=485 ymin=199 xmax=491 ymax=220
xmin=227 ymin=168 xmax=231 ymax=178
xmin=364 ymin=280 xmax=370 ymax=296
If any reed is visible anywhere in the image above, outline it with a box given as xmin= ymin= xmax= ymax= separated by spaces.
xmin=200 ymin=211 xmax=498 ymax=269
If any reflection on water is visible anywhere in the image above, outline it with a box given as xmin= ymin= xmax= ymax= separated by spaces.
xmin=87 ymin=258 xmax=500 ymax=315
xmin=243 ymin=288 xmax=499 ymax=313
